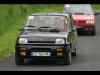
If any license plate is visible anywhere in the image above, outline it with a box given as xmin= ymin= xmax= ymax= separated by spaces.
xmin=31 ymin=52 xmax=51 ymax=56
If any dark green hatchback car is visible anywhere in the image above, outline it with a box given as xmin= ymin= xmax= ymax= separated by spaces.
xmin=15 ymin=13 xmax=78 ymax=65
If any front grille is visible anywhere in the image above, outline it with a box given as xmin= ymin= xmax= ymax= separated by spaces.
xmin=28 ymin=41 xmax=55 ymax=43
xmin=31 ymin=48 xmax=51 ymax=51
xmin=28 ymin=37 xmax=56 ymax=44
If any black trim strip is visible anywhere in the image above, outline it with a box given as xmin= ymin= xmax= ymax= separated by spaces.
xmin=17 ymin=44 xmax=68 ymax=46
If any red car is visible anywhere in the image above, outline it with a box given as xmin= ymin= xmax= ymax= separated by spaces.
xmin=64 ymin=4 xmax=97 ymax=35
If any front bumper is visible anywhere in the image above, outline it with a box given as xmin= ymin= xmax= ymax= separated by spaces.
xmin=76 ymin=26 xmax=95 ymax=32
xmin=15 ymin=44 xmax=69 ymax=59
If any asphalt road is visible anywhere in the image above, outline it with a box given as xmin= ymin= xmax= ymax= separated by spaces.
xmin=0 ymin=15 xmax=100 ymax=71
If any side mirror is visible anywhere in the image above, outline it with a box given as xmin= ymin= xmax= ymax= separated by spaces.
xmin=94 ymin=12 xmax=100 ymax=15
xmin=63 ymin=11 xmax=65 ymax=13
xmin=19 ymin=28 xmax=23 ymax=31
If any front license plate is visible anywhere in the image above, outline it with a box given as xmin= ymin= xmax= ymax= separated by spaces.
xmin=31 ymin=52 xmax=51 ymax=56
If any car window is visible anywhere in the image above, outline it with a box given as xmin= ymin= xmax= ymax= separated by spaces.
xmin=67 ymin=17 xmax=72 ymax=32
xmin=65 ymin=4 xmax=93 ymax=14
xmin=26 ymin=15 xmax=68 ymax=32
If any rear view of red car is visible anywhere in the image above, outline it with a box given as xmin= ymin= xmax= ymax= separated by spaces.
xmin=64 ymin=4 xmax=96 ymax=35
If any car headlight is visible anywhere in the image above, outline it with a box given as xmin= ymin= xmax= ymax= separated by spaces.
xmin=86 ymin=20 xmax=95 ymax=24
xmin=18 ymin=38 xmax=27 ymax=44
xmin=55 ymin=39 xmax=65 ymax=44
xmin=64 ymin=5 xmax=70 ymax=8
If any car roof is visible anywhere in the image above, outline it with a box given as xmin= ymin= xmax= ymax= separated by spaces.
xmin=30 ymin=12 xmax=69 ymax=17
xmin=64 ymin=4 xmax=93 ymax=14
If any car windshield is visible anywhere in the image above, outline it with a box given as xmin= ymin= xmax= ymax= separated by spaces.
xmin=25 ymin=15 xmax=68 ymax=32
xmin=65 ymin=4 xmax=94 ymax=14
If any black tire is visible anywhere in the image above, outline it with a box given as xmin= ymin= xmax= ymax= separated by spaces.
xmin=89 ymin=27 xmax=96 ymax=36
xmin=91 ymin=31 xmax=95 ymax=35
xmin=15 ymin=51 xmax=24 ymax=65
xmin=64 ymin=52 xmax=71 ymax=65
xmin=71 ymin=48 xmax=77 ymax=56
xmin=87 ymin=31 xmax=92 ymax=35
xmin=91 ymin=27 xmax=96 ymax=35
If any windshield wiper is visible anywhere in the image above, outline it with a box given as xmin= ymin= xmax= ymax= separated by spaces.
xmin=39 ymin=26 xmax=51 ymax=28
xmin=24 ymin=25 xmax=38 ymax=31
xmin=38 ymin=26 xmax=52 ymax=32
xmin=25 ymin=25 xmax=37 ymax=27
xmin=50 ymin=29 xmax=60 ymax=32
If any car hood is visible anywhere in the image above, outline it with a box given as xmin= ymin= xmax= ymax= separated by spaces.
xmin=20 ymin=31 xmax=68 ymax=38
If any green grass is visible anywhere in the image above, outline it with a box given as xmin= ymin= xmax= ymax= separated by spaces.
xmin=92 ymin=4 xmax=100 ymax=11
xmin=0 ymin=4 xmax=100 ymax=61
xmin=0 ymin=4 xmax=64 ymax=61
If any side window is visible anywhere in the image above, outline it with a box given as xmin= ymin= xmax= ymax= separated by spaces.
xmin=67 ymin=16 xmax=77 ymax=43
xmin=70 ymin=16 xmax=76 ymax=31
xmin=67 ymin=17 xmax=72 ymax=32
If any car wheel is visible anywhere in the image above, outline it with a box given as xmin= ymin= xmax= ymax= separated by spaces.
xmin=87 ymin=31 xmax=92 ymax=35
xmin=91 ymin=27 xmax=96 ymax=35
xmin=71 ymin=48 xmax=77 ymax=56
xmin=64 ymin=52 xmax=72 ymax=65
xmin=89 ymin=27 xmax=96 ymax=36
xmin=15 ymin=52 xmax=24 ymax=65
xmin=91 ymin=31 xmax=95 ymax=35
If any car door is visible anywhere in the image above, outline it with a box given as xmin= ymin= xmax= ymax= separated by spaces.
xmin=71 ymin=16 xmax=78 ymax=50
xmin=67 ymin=15 xmax=78 ymax=50
xmin=67 ymin=31 xmax=77 ymax=50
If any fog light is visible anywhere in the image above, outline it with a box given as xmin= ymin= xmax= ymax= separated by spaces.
xmin=57 ymin=52 xmax=63 ymax=56
xmin=57 ymin=48 xmax=63 ymax=51
xmin=20 ymin=52 xmax=26 ymax=56
xmin=20 ymin=48 xmax=26 ymax=51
